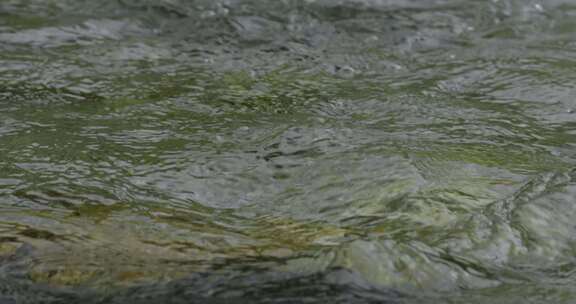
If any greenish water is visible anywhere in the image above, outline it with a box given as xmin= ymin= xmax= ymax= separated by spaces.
xmin=2 ymin=0 xmax=576 ymax=303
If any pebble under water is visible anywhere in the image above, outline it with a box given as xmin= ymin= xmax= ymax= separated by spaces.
xmin=3 ymin=0 xmax=576 ymax=303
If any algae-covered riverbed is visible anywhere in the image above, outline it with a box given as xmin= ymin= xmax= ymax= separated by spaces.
xmin=2 ymin=0 xmax=576 ymax=303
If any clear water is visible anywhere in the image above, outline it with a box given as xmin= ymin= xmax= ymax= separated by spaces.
xmin=2 ymin=0 xmax=576 ymax=303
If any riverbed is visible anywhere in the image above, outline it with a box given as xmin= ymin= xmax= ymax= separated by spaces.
xmin=2 ymin=0 xmax=576 ymax=303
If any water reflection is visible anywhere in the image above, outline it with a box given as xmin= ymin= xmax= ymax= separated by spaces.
xmin=2 ymin=0 xmax=576 ymax=303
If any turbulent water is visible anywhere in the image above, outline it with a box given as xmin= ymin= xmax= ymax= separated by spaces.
xmin=2 ymin=0 xmax=576 ymax=303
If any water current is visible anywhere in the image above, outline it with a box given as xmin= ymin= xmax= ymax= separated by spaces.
xmin=2 ymin=0 xmax=576 ymax=303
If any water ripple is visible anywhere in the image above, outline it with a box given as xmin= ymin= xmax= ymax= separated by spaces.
xmin=2 ymin=0 xmax=576 ymax=303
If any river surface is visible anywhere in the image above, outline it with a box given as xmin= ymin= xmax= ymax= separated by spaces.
xmin=2 ymin=0 xmax=576 ymax=303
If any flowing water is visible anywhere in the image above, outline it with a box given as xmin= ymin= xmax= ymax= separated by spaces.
xmin=2 ymin=0 xmax=576 ymax=303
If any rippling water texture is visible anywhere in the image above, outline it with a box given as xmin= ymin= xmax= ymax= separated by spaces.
xmin=2 ymin=0 xmax=576 ymax=303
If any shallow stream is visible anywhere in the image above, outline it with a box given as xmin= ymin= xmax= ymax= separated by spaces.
xmin=2 ymin=0 xmax=576 ymax=303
